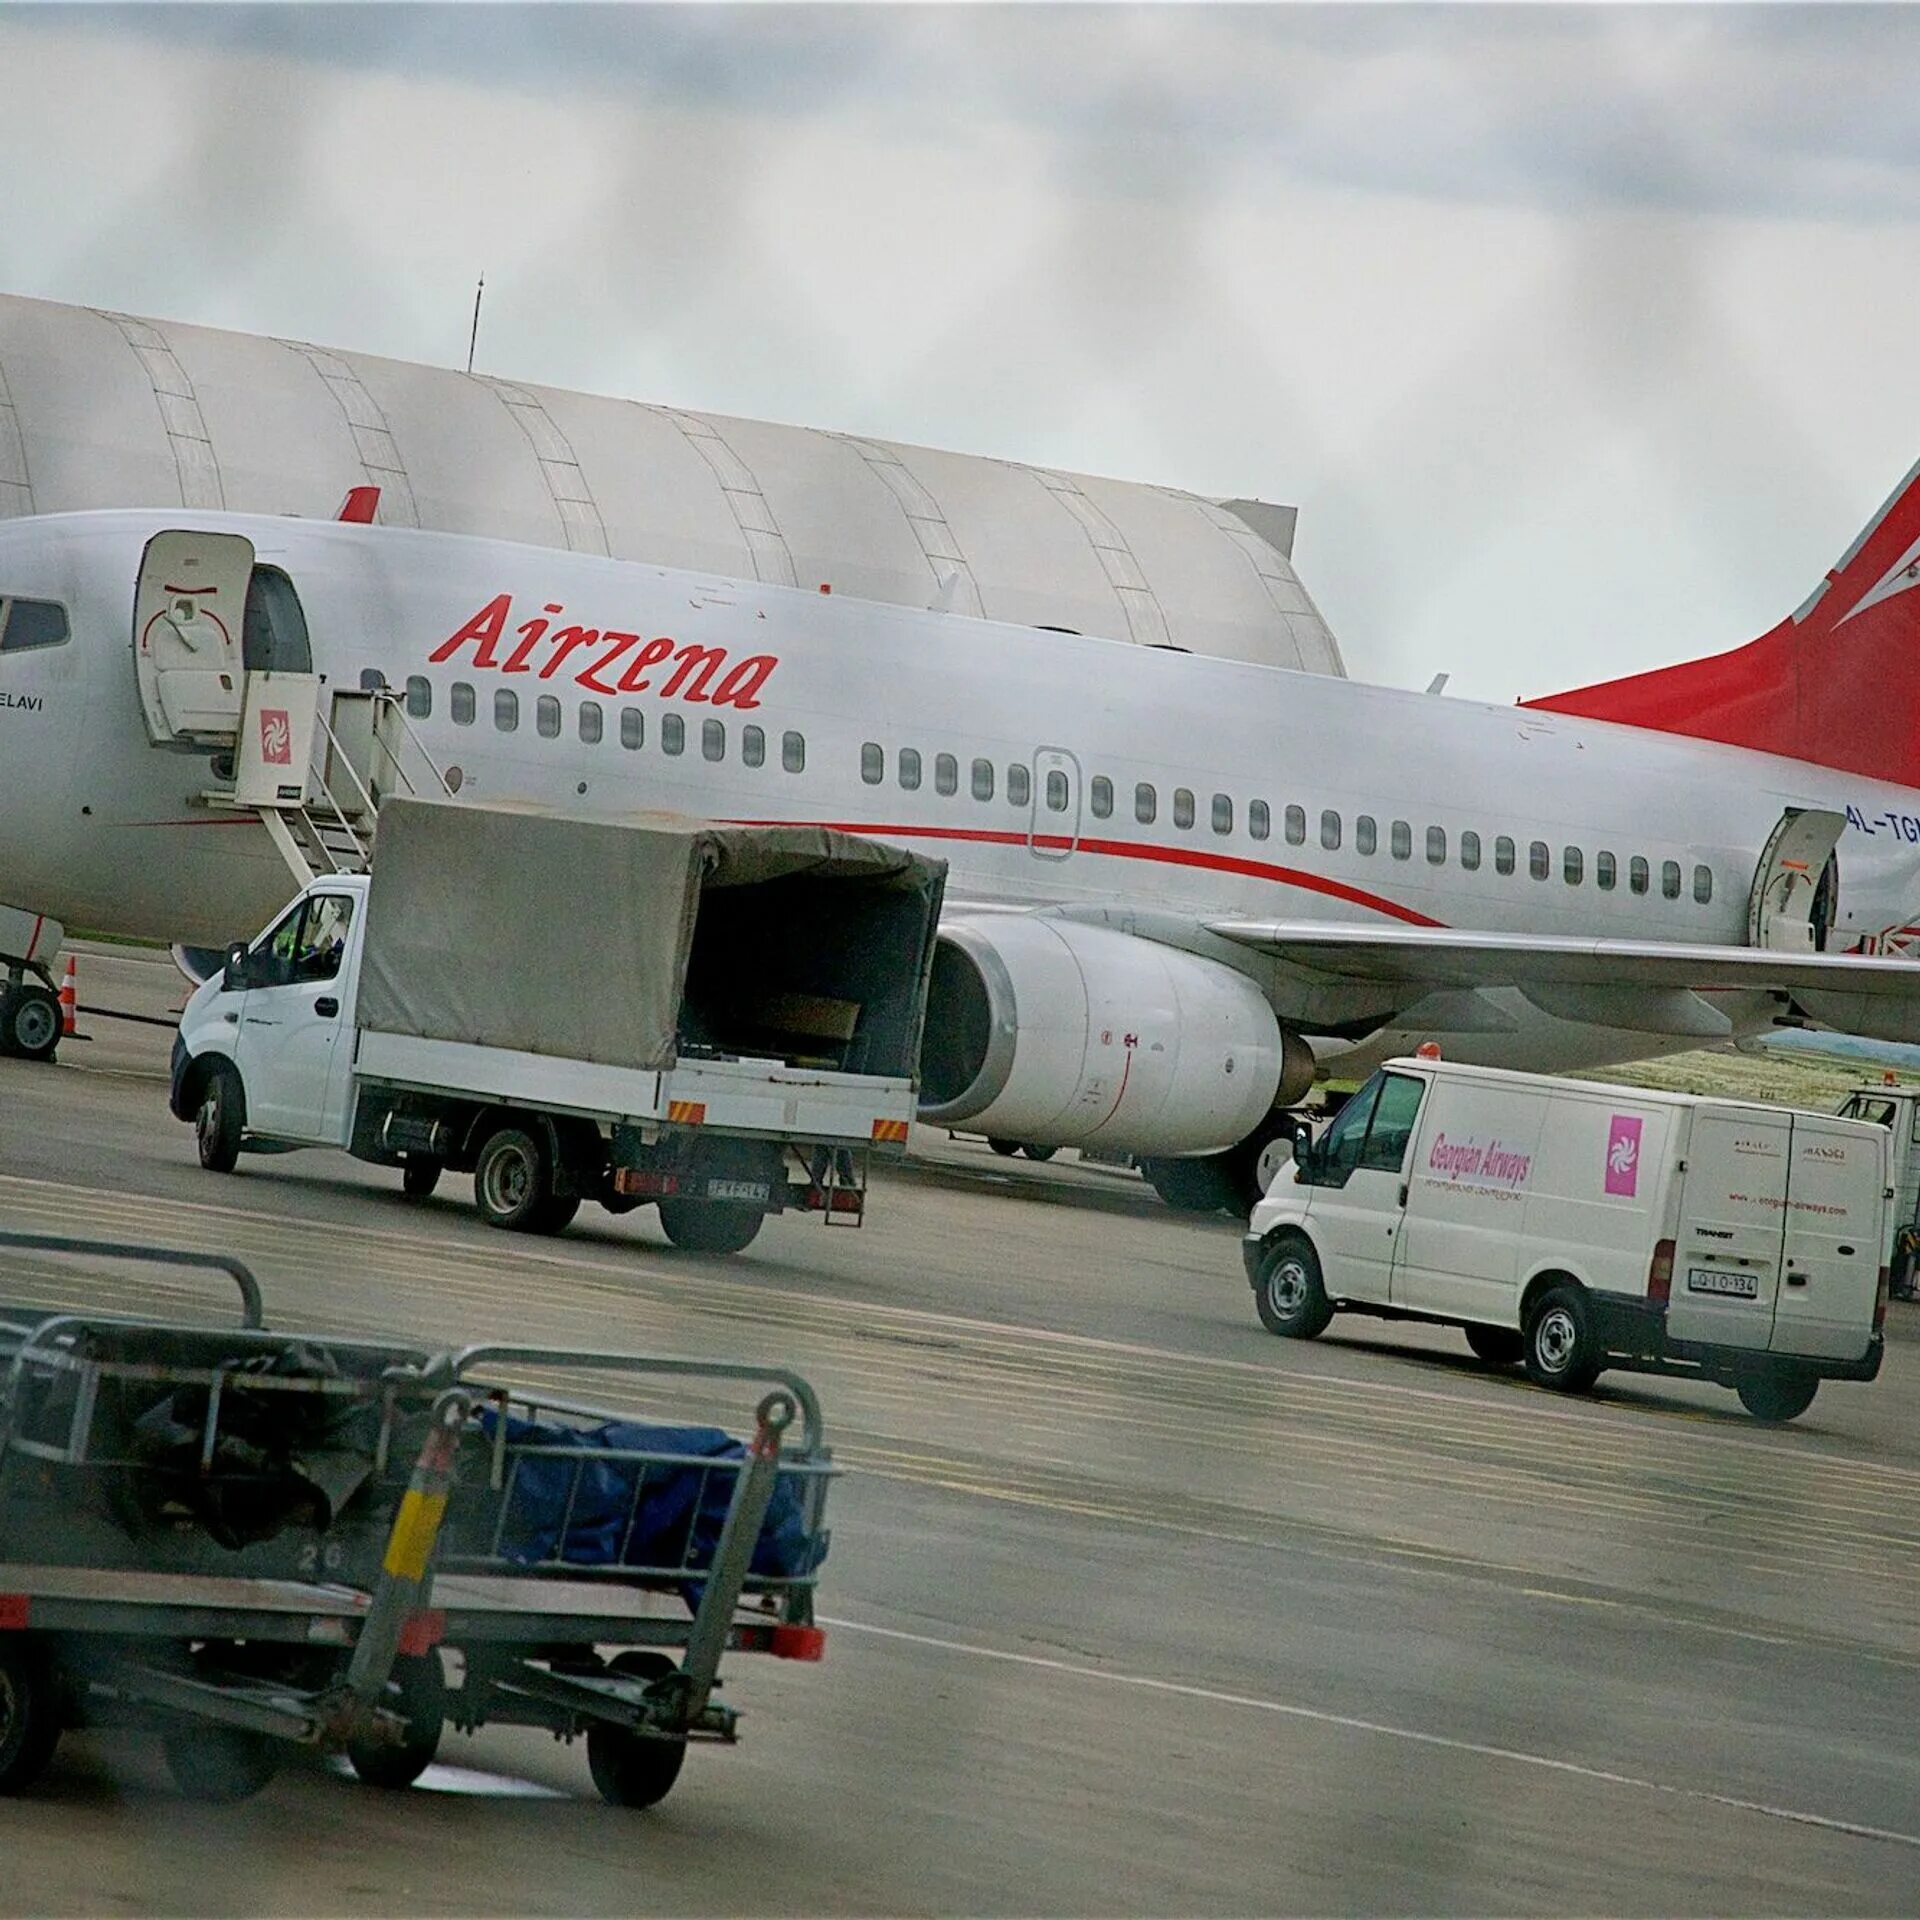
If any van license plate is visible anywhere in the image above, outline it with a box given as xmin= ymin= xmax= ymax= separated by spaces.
xmin=1687 ymin=1268 xmax=1759 ymax=1298
xmin=706 ymin=1178 xmax=770 ymax=1203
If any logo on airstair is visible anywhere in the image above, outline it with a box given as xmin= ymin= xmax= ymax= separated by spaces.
xmin=259 ymin=708 xmax=293 ymax=765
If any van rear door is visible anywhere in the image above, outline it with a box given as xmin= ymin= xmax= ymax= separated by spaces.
xmin=1772 ymin=1116 xmax=1884 ymax=1362
xmin=1669 ymin=1106 xmax=1789 ymax=1352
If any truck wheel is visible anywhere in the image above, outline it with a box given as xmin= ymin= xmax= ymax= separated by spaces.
xmin=474 ymin=1125 xmax=555 ymax=1232
xmin=195 ymin=1062 xmax=245 ymax=1173
xmin=0 ymin=1641 xmax=62 ymax=1795
xmin=401 ymin=1158 xmax=442 ymax=1199
xmin=531 ymin=1192 xmax=581 ymax=1236
xmin=1 ymin=983 xmax=61 ymax=1064
xmin=348 ymin=1653 xmax=445 ymax=1790
xmin=587 ymin=1652 xmax=687 ymax=1809
xmin=1736 ymin=1371 xmax=1820 ymax=1424
xmin=1523 ymin=1285 xmax=1602 ymax=1393
xmin=1464 ymin=1325 xmax=1524 ymax=1366
xmin=1254 ymin=1235 xmax=1334 ymax=1339
xmin=162 ymin=1727 xmax=279 ymax=1802
xmin=658 ymin=1200 xmax=763 ymax=1254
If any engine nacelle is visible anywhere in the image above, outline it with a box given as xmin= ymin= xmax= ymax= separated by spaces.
xmin=918 ymin=918 xmax=1293 ymax=1156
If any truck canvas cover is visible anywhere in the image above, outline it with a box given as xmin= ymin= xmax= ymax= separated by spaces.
xmin=358 ymin=797 xmax=946 ymax=1077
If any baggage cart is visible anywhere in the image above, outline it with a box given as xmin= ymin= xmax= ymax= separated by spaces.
xmin=0 ymin=1231 xmax=833 ymax=1805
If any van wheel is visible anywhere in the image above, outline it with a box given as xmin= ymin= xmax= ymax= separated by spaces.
xmin=1736 ymin=1371 xmax=1819 ymax=1424
xmin=474 ymin=1125 xmax=555 ymax=1231
xmin=1254 ymin=1236 xmax=1334 ymax=1339
xmin=195 ymin=1062 xmax=245 ymax=1173
xmin=1465 ymin=1325 xmax=1524 ymax=1366
xmin=658 ymin=1200 xmax=762 ymax=1254
xmin=1523 ymin=1285 xmax=1601 ymax=1392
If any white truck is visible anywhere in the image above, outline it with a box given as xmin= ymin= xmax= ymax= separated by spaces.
xmin=1833 ymin=1080 xmax=1920 ymax=1299
xmin=170 ymin=799 xmax=946 ymax=1254
xmin=1244 ymin=1057 xmax=1890 ymax=1422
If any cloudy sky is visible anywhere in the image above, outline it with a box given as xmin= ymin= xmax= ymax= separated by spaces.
xmin=3 ymin=3 xmax=1919 ymax=700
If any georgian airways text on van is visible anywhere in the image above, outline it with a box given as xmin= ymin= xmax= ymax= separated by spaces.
xmin=429 ymin=594 xmax=779 ymax=710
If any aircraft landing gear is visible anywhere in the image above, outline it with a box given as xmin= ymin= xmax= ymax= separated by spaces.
xmin=1140 ymin=1111 xmax=1308 ymax=1216
xmin=0 ymin=969 xmax=61 ymax=1064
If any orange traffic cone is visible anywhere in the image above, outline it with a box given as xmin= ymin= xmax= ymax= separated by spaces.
xmin=58 ymin=955 xmax=77 ymax=1038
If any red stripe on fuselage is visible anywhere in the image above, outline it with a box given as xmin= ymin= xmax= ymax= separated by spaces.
xmin=731 ymin=819 xmax=1447 ymax=927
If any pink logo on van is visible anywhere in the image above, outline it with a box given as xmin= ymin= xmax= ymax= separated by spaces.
xmin=1605 ymin=1114 xmax=1642 ymax=1197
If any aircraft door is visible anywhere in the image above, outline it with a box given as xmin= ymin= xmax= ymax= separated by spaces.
xmin=1747 ymin=807 xmax=1845 ymax=952
xmin=132 ymin=530 xmax=256 ymax=746
xmin=1028 ymin=747 xmax=1081 ymax=861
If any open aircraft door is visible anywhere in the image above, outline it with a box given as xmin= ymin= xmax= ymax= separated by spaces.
xmin=1747 ymin=807 xmax=1844 ymax=953
xmin=132 ymin=529 xmax=255 ymax=747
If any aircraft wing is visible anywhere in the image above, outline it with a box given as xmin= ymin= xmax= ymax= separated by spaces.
xmin=1205 ymin=919 xmax=1920 ymax=1042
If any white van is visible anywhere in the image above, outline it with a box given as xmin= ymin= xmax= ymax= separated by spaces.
xmin=1242 ymin=1059 xmax=1890 ymax=1422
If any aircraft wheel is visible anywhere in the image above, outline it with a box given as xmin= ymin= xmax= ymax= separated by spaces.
xmin=1139 ymin=1153 xmax=1241 ymax=1215
xmin=195 ymin=1062 xmax=245 ymax=1173
xmin=1 ymin=983 xmax=60 ymax=1063
xmin=1020 ymin=1143 xmax=1058 ymax=1162
xmin=987 ymin=1138 xmax=1020 ymax=1158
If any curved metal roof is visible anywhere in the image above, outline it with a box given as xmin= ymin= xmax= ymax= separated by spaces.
xmin=0 ymin=292 xmax=1343 ymax=674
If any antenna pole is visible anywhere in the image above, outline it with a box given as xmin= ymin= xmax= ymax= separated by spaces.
xmin=466 ymin=273 xmax=485 ymax=375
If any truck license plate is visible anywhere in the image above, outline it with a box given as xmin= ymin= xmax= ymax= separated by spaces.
xmin=1687 ymin=1268 xmax=1759 ymax=1298
xmin=706 ymin=1178 xmax=771 ymax=1203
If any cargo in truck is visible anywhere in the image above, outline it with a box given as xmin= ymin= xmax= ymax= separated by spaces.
xmin=169 ymin=798 xmax=947 ymax=1254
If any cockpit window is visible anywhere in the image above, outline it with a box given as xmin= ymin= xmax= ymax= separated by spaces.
xmin=0 ymin=598 xmax=69 ymax=653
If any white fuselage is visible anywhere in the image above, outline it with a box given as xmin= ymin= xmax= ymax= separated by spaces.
xmin=4 ymin=510 xmax=1920 ymax=1079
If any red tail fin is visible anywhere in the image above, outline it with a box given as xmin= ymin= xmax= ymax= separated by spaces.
xmin=1523 ymin=460 xmax=1920 ymax=788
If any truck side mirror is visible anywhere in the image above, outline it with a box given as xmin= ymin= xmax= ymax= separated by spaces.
xmin=223 ymin=942 xmax=250 ymax=990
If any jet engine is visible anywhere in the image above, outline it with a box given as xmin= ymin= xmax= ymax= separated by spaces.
xmin=918 ymin=917 xmax=1302 ymax=1156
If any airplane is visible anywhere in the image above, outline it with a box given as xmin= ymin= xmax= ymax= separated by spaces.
xmin=3 ymin=456 xmax=1920 ymax=1216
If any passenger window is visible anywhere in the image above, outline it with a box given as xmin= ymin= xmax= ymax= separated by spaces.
xmin=783 ymin=730 xmax=806 ymax=773
xmin=1529 ymin=840 xmax=1550 ymax=880
xmin=1136 ymin=783 xmax=1157 ymax=825
xmin=1391 ymin=820 xmax=1411 ymax=861
xmin=1212 ymin=793 xmax=1232 ymax=835
xmin=972 ymin=758 xmax=995 ymax=802
xmin=1359 ymin=1072 xmax=1425 ymax=1173
xmin=742 ymin=724 xmax=765 ymax=768
xmin=1495 ymin=835 xmax=1516 ymax=876
xmin=579 ymin=700 xmax=603 ymax=745
xmin=536 ymin=694 xmax=561 ymax=739
xmin=494 ymin=688 xmax=518 ymax=732
xmin=861 ymin=742 xmax=883 ymax=785
xmin=935 ymin=753 xmax=958 ymax=796
xmin=451 ymin=682 xmax=475 ymax=726
xmin=1629 ymin=855 xmax=1649 ymax=894
xmin=1460 ymin=830 xmax=1481 ymax=872
xmin=1174 ymin=788 xmax=1196 ymax=830
xmin=703 ymin=718 xmax=725 ymax=762
xmin=1693 ymin=863 xmax=1713 ymax=904
xmin=1564 ymin=846 xmax=1583 ymax=885
xmin=1284 ymin=805 xmax=1306 ymax=846
xmin=1047 ymin=770 xmax=1070 ymax=812
xmin=1356 ymin=815 xmax=1377 ymax=856
xmin=900 ymin=747 xmax=922 ymax=791
xmin=1661 ymin=859 xmax=1682 ymax=899
xmin=1427 ymin=826 xmax=1447 ymax=866
xmin=1320 ymin=809 xmax=1341 ymax=851
xmin=1249 ymin=800 xmax=1270 ymax=841
xmin=1090 ymin=775 xmax=1113 ymax=819
xmin=404 ymin=675 xmax=431 ymax=719
xmin=0 ymin=598 xmax=69 ymax=652
xmin=662 ymin=713 xmax=685 ymax=756
xmin=1008 ymin=763 xmax=1031 ymax=807
xmin=1596 ymin=850 xmax=1616 ymax=890
xmin=620 ymin=708 xmax=643 ymax=750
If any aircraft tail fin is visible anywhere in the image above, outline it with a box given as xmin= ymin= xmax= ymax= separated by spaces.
xmin=1523 ymin=458 xmax=1920 ymax=787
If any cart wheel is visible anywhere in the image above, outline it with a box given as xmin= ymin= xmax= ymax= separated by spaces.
xmin=0 ymin=1640 xmax=62 ymax=1795
xmin=401 ymin=1158 xmax=442 ymax=1199
xmin=657 ymin=1200 xmax=762 ymax=1255
xmin=586 ymin=1652 xmax=687 ymax=1809
xmin=163 ymin=1726 xmax=280 ymax=1803
xmin=348 ymin=1652 xmax=446 ymax=1790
